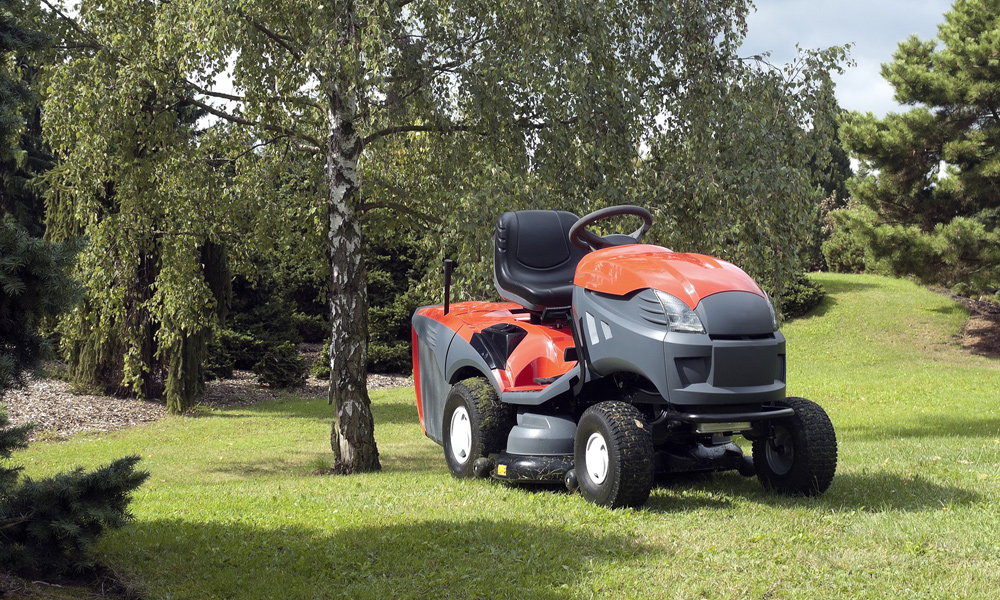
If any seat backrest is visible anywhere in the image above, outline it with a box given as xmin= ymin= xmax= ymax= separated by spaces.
xmin=493 ymin=210 xmax=587 ymax=313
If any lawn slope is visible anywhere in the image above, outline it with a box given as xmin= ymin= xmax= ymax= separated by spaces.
xmin=18 ymin=273 xmax=1000 ymax=599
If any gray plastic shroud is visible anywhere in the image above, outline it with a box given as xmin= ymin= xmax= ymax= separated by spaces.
xmin=573 ymin=287 xmax=786 ymax=407
xmin=411 ymin=312 xmax=458 ymax=444
xmin=412 ymin=308 xmax=516 ymax=443
xmin=505 ymin=412 xmax=577 ymax=456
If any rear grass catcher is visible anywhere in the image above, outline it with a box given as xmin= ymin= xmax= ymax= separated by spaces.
xmin=411 ymin=206 xmax=836 ymax=508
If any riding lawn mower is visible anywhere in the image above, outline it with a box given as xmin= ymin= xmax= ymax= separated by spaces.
xmin=411 ymin=205 xmax=837 ymax=508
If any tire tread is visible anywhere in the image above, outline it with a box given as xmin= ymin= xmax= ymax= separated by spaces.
xmin=578 ymin=401 xmax=654 ymax=508
xmin=753 ymin=396 xmax=837 ymax=496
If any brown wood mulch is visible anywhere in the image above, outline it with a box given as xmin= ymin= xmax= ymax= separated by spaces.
xmin=2 ymin=370 xmax=412 ymax=442
xmin=949 ymin=293 xmax=1000 ymax=359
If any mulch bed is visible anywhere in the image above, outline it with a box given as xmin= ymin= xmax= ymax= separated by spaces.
xmin=948 ymin=293 xmax=1000 ymax=359
xmin=3 ymin=370 xmax=411 ymax=441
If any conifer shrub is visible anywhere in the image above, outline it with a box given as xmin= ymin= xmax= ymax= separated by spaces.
xmin=0 ymin=410 xmax=148 ymax=577
xmin=780 ymin=274 xmax=826 ymax=319
xmin=253 ymin=341 xmax=307 ymax=388
xmin=212 ymin=329 xmax=267 ymax=372
xmin=292 ymin=312 xmax=328 ymax=343
xmin=0 ymin=223 xmax=147 ymax=579
xmin=310 ymin=339 xmax=331 ymax=380
xmin=365 ymin=232 xmax=430 ymax=375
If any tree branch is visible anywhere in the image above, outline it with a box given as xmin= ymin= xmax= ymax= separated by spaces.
xmin=179 ymin=80 xmax=322 ymax=111
xmin=362 ymin=115 xmax=576 ymax=146
xmin=362 ymin=123 xmax=473 ymax=145
xmin=39 ymin=0 xmax=99 ymax=48
xmin=0 ymin=515 xmax=30 ymax=531
xmin=235 ymin=8 xmax=303 ymax=61
xmin=182 ymin=96 xmax=322 ymax=151
xmin=359 ymin=199 xmax=443 ymax=225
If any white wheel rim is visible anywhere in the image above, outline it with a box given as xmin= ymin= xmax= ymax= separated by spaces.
xmin=449 ymin=406 xmax=473 ymax=464
xmin=585 ymin=432 xmax=610 ymax=485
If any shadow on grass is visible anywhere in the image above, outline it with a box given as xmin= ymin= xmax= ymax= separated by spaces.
xmin=786 ymin=295 xmax=838 ymax=321
xmin=112 ymin=517 xmax=642 ymax=599
xmin=818 ymin=278 xmax=879 ymax=295
xmin=928 ymin=303 xmax=967 ymax=317
xmin=372 ymin=401 xmax=420 ymax=425
xmin=838 ymin=414 xmax=1000 ymax=440
xmin=210 ymin=441 xmax=443 ymax=477
xmin=643 ymin=469 xmax=979 ymax=514
xmin=188 ymin=397 xmax=419 ymax=426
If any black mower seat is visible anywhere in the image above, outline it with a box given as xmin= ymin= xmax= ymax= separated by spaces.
xmin=493 ymin=210 xmax=588 ymax=313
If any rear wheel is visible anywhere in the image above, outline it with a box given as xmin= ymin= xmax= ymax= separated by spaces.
xmin=753 ymin=397 xmax=837 ymax=496
xmin=574 ymin=401 xmax=654 ymax=508
xmin=442 ymin=378 xmax=514 ymax=478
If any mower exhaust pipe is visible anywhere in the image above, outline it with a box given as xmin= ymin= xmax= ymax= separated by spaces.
xmin=443 ymin=259 xmax=457 ymax=315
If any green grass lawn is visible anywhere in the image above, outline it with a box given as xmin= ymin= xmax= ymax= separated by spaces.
xmin=18 ymin=273 xmax=1000 ymax=599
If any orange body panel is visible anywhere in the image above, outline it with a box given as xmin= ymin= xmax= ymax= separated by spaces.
xmin=415 ymin=302 xmax=577 ymax=392
xmin=574 ymin=245 xmax=765 ymax=308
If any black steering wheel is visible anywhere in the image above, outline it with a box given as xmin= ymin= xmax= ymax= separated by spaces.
xmin=568 ymin=205 xmax=653 ymax=251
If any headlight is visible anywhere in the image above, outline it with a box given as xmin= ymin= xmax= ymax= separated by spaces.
xmin=653 ymin=290 xmax=705 ymax=333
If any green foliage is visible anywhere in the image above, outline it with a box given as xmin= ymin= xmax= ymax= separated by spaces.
xmin=803 ymin=118 xmax=853 ymax=271
xmin=292 ymin=312 xmax=327 ymax=344
xmin=253 ymin=341 xmax=307 ymax=389
xmin=824 ymin=205 xmax=1000 ymax=295
xmin=779 ymin=273 xmax=826 ymax=319
xmin=822 ymin=209 xmax=872 ymax=274
xmin=0 ymin=0 xmax=52 ymax=237
xmin=0 ymin=0 xmax=46 ymax=162
xmin=310 ymin=339 xmax=330 ymax=380
xmin=0 ymin=407 xmax=31 ymax=492
xmin=206 ymin=272 xmax=313 ymax=379
xmin=366 ymin=231 xmax=431 ymax=375
xmin=0 ymin=221 xmax=80 ymax=394
xmin=203 ymin=333 xmax=235 ymax=381
xmin=211 ymin=329 xmax=267 ymax=373
xmin=841 ymin=0 xmax=1000 ymax=295
xmin=0 ymin=225 xmax=146 ymax=580
xmin=227 ymin=275 xmax=302 ymax=348
xmin=0 ymin=436 xmax=149 ymax=577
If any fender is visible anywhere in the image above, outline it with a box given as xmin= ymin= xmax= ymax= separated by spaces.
xmin=412 ymin=310 xmax=502 ymax=445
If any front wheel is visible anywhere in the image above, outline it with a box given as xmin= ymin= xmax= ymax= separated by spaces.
xmin=574 ymin=401 xmax=654 ymax=508
xmin=752 ymin=396 xmax=837 ymax=496
xmin=442 ymin=378 xmax=513 ymax=478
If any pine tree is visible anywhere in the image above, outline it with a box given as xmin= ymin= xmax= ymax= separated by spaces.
xmin=1 ymin=6 xmax=149 ymax=579
xmin=838 ymin=0 xmax=1000 ymax=295
xmin=0 ymin=222 xmax=149 ymax=579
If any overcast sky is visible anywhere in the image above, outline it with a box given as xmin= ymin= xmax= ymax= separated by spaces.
xmin=739 ymin=0 xmax=955 ymax=117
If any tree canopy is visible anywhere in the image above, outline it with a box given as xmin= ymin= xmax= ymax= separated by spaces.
xmin=35 ymin=0 xmax=850 ymax=472
xmin=836 ymin=0 xmax=1000 ymax=296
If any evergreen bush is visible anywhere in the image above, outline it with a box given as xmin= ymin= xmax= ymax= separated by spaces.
xmin=310 ymin=339 xmax=331 ymax=380
xmin=0 ymin=410 xmax=148 ymax=577
xmin=292 ymin=312 xmax=328 ymax=344
xmin=0 ymin=224 xmax=147 ymax=579
xmin=822 ymin=209 xmax=871 ymax=274
xmin=780 ymin=274 xmax=826 ymax=319
xmin=366 ymin=231 xmax=431 ymax=375
xmin=212 ymin=328 xmax=268 ymax=371
xmin=253 ymin=341 xmax=307 ymax=388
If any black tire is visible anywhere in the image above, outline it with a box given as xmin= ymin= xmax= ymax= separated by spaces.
xmin=574 ymin=401 xmax=654 ymax=508
xmin=442 ymin=378 xmax=514 ymax=478
xmin=752 ymin=396 xmax=837 ymax=496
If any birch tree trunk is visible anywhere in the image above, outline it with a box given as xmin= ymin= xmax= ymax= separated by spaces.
xmin=325 ymin=89 xmax=381 ymax=473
